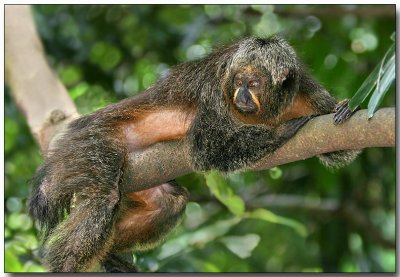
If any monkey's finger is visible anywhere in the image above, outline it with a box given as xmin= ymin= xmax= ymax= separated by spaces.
xmin=334 ymin=109 xmax=352 ymax=124
xmin=334 ymin=99 xmax=349 ymax=113
xmin=334 ymin=100 xmax=350 ymax=119
xmin=335 ymin=99 xmax=347 ymax=112
xmin=334 ymin=100 xmax=360 ymax=125
xmin=334 ymin=105 xmax=351 ymax=124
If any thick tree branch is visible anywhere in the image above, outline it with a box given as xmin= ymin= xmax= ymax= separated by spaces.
xmin=5 ymin=5 xmax=79 ymax=153
xmin=122 ymin=108 xmax=394 ymax=192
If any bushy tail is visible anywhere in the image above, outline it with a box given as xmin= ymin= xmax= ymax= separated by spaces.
xmin=28 ymin=163 xmax=72 ymax=239
xmin=318 ymin=149 xmax=361 ymax=169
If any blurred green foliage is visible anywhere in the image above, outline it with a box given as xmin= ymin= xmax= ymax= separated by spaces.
xmin=4 ymin=4 xmax=395 ymax=272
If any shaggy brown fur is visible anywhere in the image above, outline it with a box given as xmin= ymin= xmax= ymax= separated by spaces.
xmin=29 ymin=36 xmax=358 ymax=272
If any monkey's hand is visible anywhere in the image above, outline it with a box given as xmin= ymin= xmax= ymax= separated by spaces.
xmin=333 ymin=99 xmax=360 ymax=125
xmin=276 ymin=115 xmax=314 ymax=141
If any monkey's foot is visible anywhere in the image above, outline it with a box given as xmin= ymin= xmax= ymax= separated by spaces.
xmin=334 ymin=99 xmax=360 ymax=125
xmin=102 ymin=253 xmax=138 ymax=273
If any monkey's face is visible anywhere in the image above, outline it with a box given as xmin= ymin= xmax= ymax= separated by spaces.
xmin=225 ymin=36 xmax=300 ymax=121
xmin=232 ymin=72 xmax=264 ymax=114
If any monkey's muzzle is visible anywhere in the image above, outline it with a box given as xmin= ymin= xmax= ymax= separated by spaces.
xmin=234 ymin=87 xmax=259 ymax=113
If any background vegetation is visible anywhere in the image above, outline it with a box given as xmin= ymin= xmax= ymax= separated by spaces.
xmin=4 ymin=4 xmax=395 ymax=272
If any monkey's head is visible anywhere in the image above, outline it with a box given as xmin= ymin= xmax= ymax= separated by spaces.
xmin=222 ymin=36 xmax=300 ymax=122
xmin=231 ymin=66 xmax=265 ymax=114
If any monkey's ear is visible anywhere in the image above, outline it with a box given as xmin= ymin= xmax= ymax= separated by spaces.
xmin=275 ymin=67 xmax=299 ymax=97
xmin=272 ymin=67 xmax=291 ymax=86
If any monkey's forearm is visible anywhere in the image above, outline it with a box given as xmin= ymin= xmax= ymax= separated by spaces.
xmin=298 ymin=72 xmax=336 ymax=115
xmin=190 ymin=114 xmax=311 ymax=172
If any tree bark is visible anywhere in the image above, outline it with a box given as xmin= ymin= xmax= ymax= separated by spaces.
xmin=5 ymin=5 xmax=79 ymax=153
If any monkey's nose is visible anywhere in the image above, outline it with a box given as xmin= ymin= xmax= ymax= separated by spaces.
xmin=236 ymin=87 xmax=252 ymax=104
xmin=235 ymin=88 xmax=257 ymax=113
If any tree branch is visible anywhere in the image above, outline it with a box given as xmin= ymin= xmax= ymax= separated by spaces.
xmin=5 ymin=5 xmax=79 ymax=153
xmin=122 ymin=107 xmax=394 ymax=191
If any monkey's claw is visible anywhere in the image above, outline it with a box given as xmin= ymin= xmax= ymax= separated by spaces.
xmin=334 ymin=100 xmax=359 ymax=125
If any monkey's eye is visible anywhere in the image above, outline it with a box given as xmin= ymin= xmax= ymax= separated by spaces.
xmin=235 ymin=79 xmax=243 ymax=87
xmin=248 ymin=80 xmax=259 ymax=88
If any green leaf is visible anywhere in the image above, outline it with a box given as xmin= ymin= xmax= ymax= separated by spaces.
xmin=245 ymin=208 xmax=307 ymax=237
xmin=220 ymin=234 xmax=261 ymax=259
xmin=204 ymin=171 xmax=245 ymax=216
xmin=348 ymin=64 xmax=380 ymax=110
xmin=390 ymin=32 xmax=395 ymax=41
xmin=157 ymin=217 xmax=241 ymax=259
xmin=367 ymin=46 xmax=395 ymax=118
xmin=186 ymin=217 xmax=242 ymax=248
xmin=348 ymin=42 xmax=395 ymax=111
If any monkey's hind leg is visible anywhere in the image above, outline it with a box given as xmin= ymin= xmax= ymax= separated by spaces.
xmin=318 ymin=99 xmax=361 ymax=168
xmin=41 ymin=185 xmax=120 ymax=272
xmin=101 ymin=181 xmax=188 ymax=272
xmin=102 ymin=253 xmax=137 ymax=273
